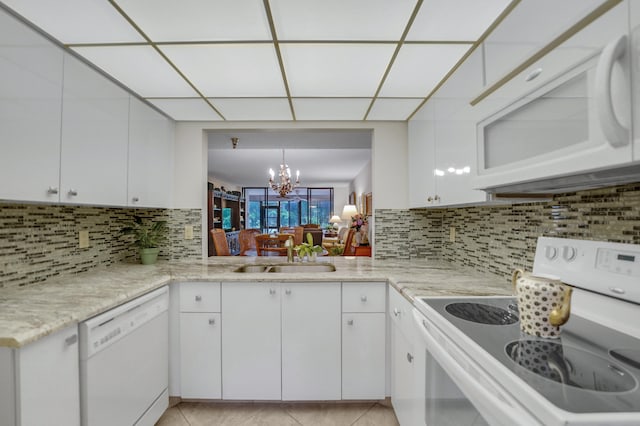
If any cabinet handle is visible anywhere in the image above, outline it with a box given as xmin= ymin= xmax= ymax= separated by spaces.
xmin=269 ymin=288 xmax=276 ymax=295
xmin=596 ymin=34 xmax=629 ymax=147
xmin=406 ymin=352 xmax=414 ymax=363
xmin=393 ymin=308 xmax=400 ymax=317
xmin=47 ymin=186 xmax=58 ymax=195
xmin=68 ymin=189 xmax=78 ymax=196
xmin=360 ymin=295 xmax=367 ymax=302
xmin=195 ymin=295 xmax=202 ymax=301
xmin=434 ymin=195 xmax=440 ymax=202
xmin=132 ymin=197 xmax=139 ymax=203
xmin=208 ymin=318 xmax=216 ymax=325
xmin=65 ymin=334 xmax=78 ymax=346
xmin=347 ymin=319 xmax=354 ymax=326
xmin=427 ymin=196 xmax=433 ymax=202
xmin=285 ymin=289 xmax=291 ymax=295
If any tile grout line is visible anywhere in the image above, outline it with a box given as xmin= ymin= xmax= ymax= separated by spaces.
xmin=349 ymin=402 xmax=377 ymax=426
xmin=176 ymin=404 xmax=192 ymax=426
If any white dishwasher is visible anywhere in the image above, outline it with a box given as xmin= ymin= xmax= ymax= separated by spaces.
xmin=79 ymin=286 xmax=169 ymax=426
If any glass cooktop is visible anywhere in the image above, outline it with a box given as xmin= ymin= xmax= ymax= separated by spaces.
xmin=420 ymin=297 xmax=640 ymax=414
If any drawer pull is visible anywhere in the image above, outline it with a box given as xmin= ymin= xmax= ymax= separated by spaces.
xmin=407 ymin=352 xmax=414 ymax=363
xmin=285 ymin=289 xmax=291 ymax=295
xmin=360 ymin=295 xmax=367 ymax=302
xmin=347 ymin=319 xmax=354 ymax=326
xmin=269 ymin=288 xmax=276 ymax=295
xmin=195 ymin=295 xmax=202 ymax=302
xmin=393 ymin=308 xmax=400 ymax=317
xmin=209 ymin=318 xmax=216 ymax=325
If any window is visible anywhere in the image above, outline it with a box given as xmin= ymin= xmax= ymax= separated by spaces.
xmin=243 ymin=187 xmax=334 ymax=232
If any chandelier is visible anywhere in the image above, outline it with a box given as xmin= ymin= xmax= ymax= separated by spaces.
xmin=268 ymin=149 xmax=300 ymax=197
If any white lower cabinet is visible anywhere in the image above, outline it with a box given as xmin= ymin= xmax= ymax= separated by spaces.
xmin=281 ymin=282 xmax=341 ymax=400
xmin=178 ymin=282 xmax=221 ymax=399
xmin=389 ymin=287 xmax=424 ymax=426
xmin=220 ymin=281 xmax=341 ymax=401
xmin=180 ymin=313 xmax=221 ymax=399
xmin=342 ymin=282 xmax=386 ymax=400
xmin=0 ymin=324 xmax=80 ymax=426
xmin=221 ymin=282 xmax=281 ymax=400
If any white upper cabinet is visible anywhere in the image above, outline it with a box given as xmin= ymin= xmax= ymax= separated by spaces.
xmin=0 ymin=9 xmax=63 ymax=203
xmin=60 ymin=53 xmax=129 ymax=206
xmin=482 ymin=0 xmax=611 ymax=102
xmin=128 ymin=97 xmax=174 ymax=208
xmin=409 ymin=48 xmax=487 ymax=208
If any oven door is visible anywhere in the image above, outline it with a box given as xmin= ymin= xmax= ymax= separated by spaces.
xmin=413 ymin=309 xmax=539 ymax=426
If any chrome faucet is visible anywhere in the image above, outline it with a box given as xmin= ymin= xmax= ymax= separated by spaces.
xmin=286 ymin=236 xmax=294 ymax=263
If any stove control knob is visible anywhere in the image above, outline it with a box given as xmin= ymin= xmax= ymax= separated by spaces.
xmin=562 ymin=246 xmax=577 ymax=262
xmin=545 ymin=246 xmax=558 ymax=260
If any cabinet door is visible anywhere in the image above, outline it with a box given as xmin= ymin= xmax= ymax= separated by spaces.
xmin=408 ymin=114 xmax=437 ymax=208
xmin=282 ymin=282 xmax=341 ymax=400
xmin=128 ymin=97 xmax=173 ymax=207
xmin=60 ymin=53 xmax=129 ymax=206
xmin=180 ymin=312 xmax=221 ymax=399
xmin=483 ymin=0 xmax=611 ymax=93
xmin=0 ymin=9 xmax=63 ymax=203
xmin=342 ymin=313 xmax=386 ymax=400
xmin=221 ymin=282 xmax=281 ymax=400
xmin=16 ymin=324 xmax=80 ymax=426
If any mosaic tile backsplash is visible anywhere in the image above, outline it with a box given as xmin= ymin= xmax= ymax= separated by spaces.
xmin=0 ymin=205 xmax=201 ymax=288
xmin=375 ymin=182 xmax=640 ymax=283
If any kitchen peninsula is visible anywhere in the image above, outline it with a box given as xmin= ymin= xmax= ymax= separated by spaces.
xmin=0 ymin=257 xmax=511 ymax=348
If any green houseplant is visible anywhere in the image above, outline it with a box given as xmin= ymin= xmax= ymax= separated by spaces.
xmin=121 ymin=216 xmax=168 ymax=265
xmin=294 ymin=232 xmax=323 ymax=261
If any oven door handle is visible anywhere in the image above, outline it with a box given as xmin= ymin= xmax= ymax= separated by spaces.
xmin=412 ymin=310 xmax=539 ymax=426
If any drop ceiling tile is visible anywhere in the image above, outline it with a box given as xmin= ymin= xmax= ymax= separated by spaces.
xmin=146 ymin=98 xmax=222 ymax=121
xmin=211 ymin=98 xmax=292 ymax=120
xmin=159 ymin=44 xmax=286 ymax=97
xmin=407 ymin=0 xmax=511 ymax=41
xmin=379 ymin=44 xmax=470 ymax=97
xmin=281 ymin=44 xmax=395 ymax=97
xmin=72 ymin=46 xmax=197 ymax=97
xmin=292 ymin=98 xmax=370 ymax=121
xmin=367 ymin=98 xmax=424 ymax=120
xmin=116 ymin=0 xmax=271 ymax=42
xmin=270 ymin=0 xmax=416 ymax=40
xmin=1 ymin=0 xmax=144 ymax=43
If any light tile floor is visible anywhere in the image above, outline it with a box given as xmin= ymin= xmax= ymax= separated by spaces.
xmin=156 ymin=401 xmax=400 ymax=426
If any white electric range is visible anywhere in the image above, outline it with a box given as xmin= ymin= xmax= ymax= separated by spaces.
xmin=414 ymin=237 xmax=640 ymax=426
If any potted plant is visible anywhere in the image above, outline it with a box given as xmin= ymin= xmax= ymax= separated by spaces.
xmin=121 ymin=216 xmax=168 ymax=265
xmin=294 ymin=232 xmax=323 ymax=261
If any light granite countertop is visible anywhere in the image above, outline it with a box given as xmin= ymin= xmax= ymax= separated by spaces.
xmin=0 ymin=257 xmax=512 ymax=348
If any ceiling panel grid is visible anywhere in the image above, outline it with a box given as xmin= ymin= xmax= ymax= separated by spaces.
xmin=0 ymin=0 xmax=515 ymax=121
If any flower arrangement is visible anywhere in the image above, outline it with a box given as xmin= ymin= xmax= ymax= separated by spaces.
xmin=350 ymin=214 xmax=368 ymax=231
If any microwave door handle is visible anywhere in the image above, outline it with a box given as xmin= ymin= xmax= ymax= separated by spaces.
xmin=595 ymin=34 xmax=629 ymax=148
xmin=412 ymin=310 xmax=539 ymax=426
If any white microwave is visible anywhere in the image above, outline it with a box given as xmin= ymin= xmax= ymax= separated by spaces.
xmin=474 ymin=34 xmax=635 ymax=193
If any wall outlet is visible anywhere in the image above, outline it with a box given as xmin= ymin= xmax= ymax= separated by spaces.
xmin=184 ymin=225 xmax=194 ymax=240
xmin=449 ymin=227 xmax=456 ymax=243
xmin=79 ymin=230 xmax=89 ymax=248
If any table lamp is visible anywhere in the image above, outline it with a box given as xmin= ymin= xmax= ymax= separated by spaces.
xmin=329 ymin=215 xmax=342 ymax=230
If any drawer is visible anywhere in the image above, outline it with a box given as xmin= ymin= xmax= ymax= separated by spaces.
xmin=342 ymin=282 xmax=386 ymax=313
xmin=180 ymin=282 xmax=221 ymax=312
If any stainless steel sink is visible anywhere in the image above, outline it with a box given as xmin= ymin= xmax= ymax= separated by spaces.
xmin=234 ymin=263 xmax=336 ymax=273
